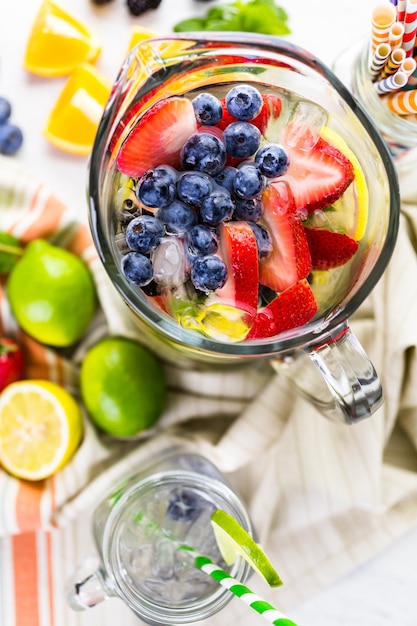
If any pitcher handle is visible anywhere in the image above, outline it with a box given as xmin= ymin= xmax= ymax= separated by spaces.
xmin=65 ymin=555 xmax=113 ymax=611
xmin=270 ymin=323 xmax=383 ymax=425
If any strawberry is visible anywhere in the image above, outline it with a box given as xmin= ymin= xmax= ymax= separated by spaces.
xmin=116 ymin=96 xmax=197 ymax=178
xmin=247 ymin=279 xmax=318 ymax=339
xmin=0 ymin=337 xmax=24 ymax=392
xmin=215 ymin=93 xmax=282 ymax=134
xmin=258 ymin=183 xmax=311 ymax=293
xmin=278 ymin=129 xmax=354 ymax=213
xmin=305 ymin=227 xmax=359 ymax=270
xmin=218 ymin=221 xmax=259 ymax=314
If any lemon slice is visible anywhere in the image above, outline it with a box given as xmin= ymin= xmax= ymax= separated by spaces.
xmin=320 ymin=126 xmax=369 ymax=240
xmin=126 ymin=25 xmax=159 ymax=55
xmin=0 ymin=380 xmax=83 ymax=481
xmin=24 ymin=0 xmax=101 ymax=77
xmin=43 ymin=63 xmax=111 ymax=156
xmin=210 ymin=509 xmax=283 ymax=587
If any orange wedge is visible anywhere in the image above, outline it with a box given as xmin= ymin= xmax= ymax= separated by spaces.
xmin=43 ymin=63 xmax=111 ymax=156
xmin=24 ymin=0 xmax=102 ymax=77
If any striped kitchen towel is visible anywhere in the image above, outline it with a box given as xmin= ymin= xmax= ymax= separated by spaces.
xmin=2 ymin=153 xmax=417 ymax=626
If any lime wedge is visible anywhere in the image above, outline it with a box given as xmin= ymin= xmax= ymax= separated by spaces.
xmin=210 ymin=509 xmax=283 ymax=587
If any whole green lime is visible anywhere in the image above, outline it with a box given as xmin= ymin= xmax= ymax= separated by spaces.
xmin=80 ymin=336 xmax=166 ymax=437
xmin=7 ymin=239 xmax=97 ymax=347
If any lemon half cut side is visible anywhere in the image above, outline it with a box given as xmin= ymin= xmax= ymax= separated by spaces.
xmin=0 ymin=380 xmax=83 ymax=481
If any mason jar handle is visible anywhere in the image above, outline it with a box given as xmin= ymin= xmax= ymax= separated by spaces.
xmin=65 ymin=556 xmax=113 ymax=611
xmin=270 ymin=323 xmax=383 ymax=424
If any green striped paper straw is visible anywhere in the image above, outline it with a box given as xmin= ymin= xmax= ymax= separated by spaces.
xmin=195 ymin=555 xmax=298 ymax=626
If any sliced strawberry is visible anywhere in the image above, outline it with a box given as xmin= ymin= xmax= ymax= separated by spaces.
xmin=247 ymin=279 xmax=318 ymax=339
xmin=215 ymin=93 xmax=282 ymax=134
xmin=259 ymin=183 xmax=311 ymax=292
xmin=278 ymin=130 xmax=354 ymax=213
xmin=305 ymin=228 xmax=359 ymax=270
xmin=116 ymin=96 xmax=197 ymax=178
xmin=218 ymin=221 xmax=259 ymax=314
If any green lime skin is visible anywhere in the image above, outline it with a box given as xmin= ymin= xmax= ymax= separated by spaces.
xmin=7 ymin=239 xmax=97 ymax=347
xmin=80 ymin=337 xmax=166 ymax=438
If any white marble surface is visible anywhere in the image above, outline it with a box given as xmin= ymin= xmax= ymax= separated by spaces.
xmin=2 ymin=0 xmax=417 ymax=624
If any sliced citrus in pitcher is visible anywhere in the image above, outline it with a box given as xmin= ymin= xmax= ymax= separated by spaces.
xmin=43 ymin=63 xmax=111 ymax=156
xmin=210 ymin=509 xmax=283 ymax=587
xmin=126 ymin=25 xmax=159 ymax=55
xmin=24 ymin=0 xmax=102 ymax=77
xmin=0 ymin=380 xmax=83 ymax=481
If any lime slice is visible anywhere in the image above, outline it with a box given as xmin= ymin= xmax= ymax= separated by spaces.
xmin=210 ymin=509 xmax=283 ymax=587
xmin=320 ymin=126 xmax=369 ymax=241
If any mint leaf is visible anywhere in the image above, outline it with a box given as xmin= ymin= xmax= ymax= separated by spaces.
xmin=173 ymin=0 xmax=291 ymax=35
xmin=0 ymin=232 xmax=23 ymax=274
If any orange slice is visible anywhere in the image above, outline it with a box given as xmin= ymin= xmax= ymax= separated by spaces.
xmin=24 ymin=0 xmax=102 ymax=77
xmin=43 ymin=63 xmax=111 ymax=156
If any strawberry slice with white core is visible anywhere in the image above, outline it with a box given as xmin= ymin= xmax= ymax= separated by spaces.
xmin=305 ymin=227 xmax=359 ymax=270
xmin=278 ymin=129 xmax=354 ymax=214
xmin=117 ymin=97 xmax=197 ymax=178
xmin=259 ymin=182 xmax=311 ymax=293
xmin=247 ymin=278 xmax=318 ymax=339
xmin=218 ymin=221 xmax=259 ymax=315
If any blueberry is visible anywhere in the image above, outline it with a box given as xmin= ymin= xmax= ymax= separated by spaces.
xmin=125 ymin=215 xmax=165 ymax=253
xmin=223 ymin=121 xmax=261 ymax=159
xmin=225 ymin=84 xmax=263 ymax=121
xmin=0 ymin=124 xmax=23 ymax=155
xmin=192 ymin=92 xmax=223 ymax=126
xmin=255 ymin=143 xmax=290 ymax=178
xmin=136 ymin=165 xmax=177 ymax=209
xmin=233 ymin=165 xmax=266 ymax=199
xmin=181 ymin=132 xmax=226 ymax=176
xmin=249 ymin=223 xmax=273 ymax=258
xmin=200 ymin=190 xmax=234 ymax=226
xmin=177 ymin=171 xmax=213 ymax=206
xmin=233 ymin=197 xmax=263 ymax=222
xmin=214 ymin=166 xmax=237 ymax=193
xmin=188 ymin=224 xmax=218 ymax=256
xmin=0 ymin=97 xmax=12 ymax=125
xmin=166 ymin=488 xmax=203 ymax=522
xmin=121 ymin=252 xmax=153 ymax=286
xmin=190 ymin=255 xmax=227 ymax=292
xmin=157 ymin=200 xmax=197 ymax=235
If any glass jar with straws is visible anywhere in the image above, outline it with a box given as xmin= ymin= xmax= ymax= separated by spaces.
xmin=334 ymin=0 xmax=417 ymax=183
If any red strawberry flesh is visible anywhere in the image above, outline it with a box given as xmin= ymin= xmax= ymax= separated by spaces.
xmin=305 ymin=228 xmax=359 ymax=270
xmin=247 ymin=279 xmax=318 ymax=339
xmin=278 ymin=130 xmax=354 ymax=214
xmin=116 ymin=97 xmax=197 ymax=178
xmin=0 ymin=337 xmax=25 ymax=392
xmin=218 ymin=221 xmax=259 ymax=315
xmin=259 ymin=182 xmax=311 ymax=293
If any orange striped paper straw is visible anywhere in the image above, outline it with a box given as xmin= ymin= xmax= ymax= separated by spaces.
xmin=369 ymin=42 xmax=391 ymax=80
xmin=382 ymin=88 xmax=417 ymax=113
xmin=379 ymin=46 xmax=406 ymax=77
xmin=400 ymin=56 xmax=417 ymax=77
xmin=402 ymin=0 xmax=417 ymax=56
xmin=389 ymin=21 xmax=405 ymax=48
xmin=404 ymin=112 xmax=417 ymax=120
xmin=371 ymin=3 xmax=397 ymax=53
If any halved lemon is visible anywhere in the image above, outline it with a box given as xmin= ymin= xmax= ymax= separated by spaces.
xmin=320 ymin=126 xmax=369 ymax=241
xmin=210 ymin=509 xmax=283 ymax=587
xmin=0 ymin=380 xmax=83 ymax=481
xmin=43 ymin=63 xmax=111 ymax=156
xmin=24 ymin=0 xmax=102 ymax=77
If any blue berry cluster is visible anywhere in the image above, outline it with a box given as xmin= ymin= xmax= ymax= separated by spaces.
xmin=120 ymin=85 xmax=290 ymax=294
xmin=0 ymin=97 xmax=23 ymax=156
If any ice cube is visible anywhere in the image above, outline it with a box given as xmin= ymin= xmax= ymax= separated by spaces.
xmin=152 ymin=237 xmax=187 ymax=288
xmin=284 ymin=101 xmax=328 ymax=151
xmin=151 ymin=539 xmax=175 ymax=581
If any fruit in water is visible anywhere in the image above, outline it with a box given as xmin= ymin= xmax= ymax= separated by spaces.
xmin=7 ymin=239 xmax=97 ymax=347
xmin=248 ymin=279 xmax=318 ymax=339
xmin=0 ymin=337 xmax=25 ymax=392
xmin=117 ymin=97 xmax=197 ymax=177
xmin=80 ymin=336 xmax=166 ymax=437
xmin=305 ymin=228 xmax=359 ymax=270
xmin=210 ymin=509 xmax=283 ymax=587
xmin=0 ymin=380 xmax=83 ymax=481
xmin=259 ymin=182 xmax=311 ymax=292
xmin=23 ymin=0 xmax=101 ymax=77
